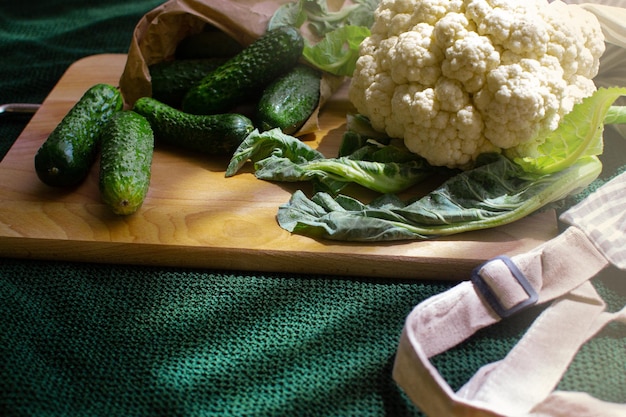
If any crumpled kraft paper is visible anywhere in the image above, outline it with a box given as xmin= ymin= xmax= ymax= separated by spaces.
xmin=119 ymin=0 xmax=345 ymax=136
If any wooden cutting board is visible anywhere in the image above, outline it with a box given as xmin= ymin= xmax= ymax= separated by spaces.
xmin=0 ymin=54 xmax=558 ymax=280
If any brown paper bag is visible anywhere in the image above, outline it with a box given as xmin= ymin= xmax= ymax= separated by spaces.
xmin=118 ymin=0 xmax=345 ymax=135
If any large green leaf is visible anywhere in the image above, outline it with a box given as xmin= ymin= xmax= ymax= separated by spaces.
xmin=511 ymin=87 xmax=626 ymax=174
xmin=277 ymin=155 xmax=602 ymax=241
xmin=226 ymin=128 xmax=433 ymax=195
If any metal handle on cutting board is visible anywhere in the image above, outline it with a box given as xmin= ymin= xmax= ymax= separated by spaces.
xmin=0 ymin=103 xmax=40 ymax=115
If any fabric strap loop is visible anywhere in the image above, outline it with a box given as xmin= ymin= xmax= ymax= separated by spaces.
xmin=393 ymin=225 xmax=621 ymax=417
xmin=471 ymin=255 xmax=538 ymax=318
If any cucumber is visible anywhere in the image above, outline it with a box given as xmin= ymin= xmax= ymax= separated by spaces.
xmin=175 ymin=30 xmax=243 ymax=59
xmin=133 ymin=97 xmax=254 ymax=155
xmin=149 ymin=58 xmax=227 ymax=107
xmin=257 ymin=64 xmax=322 ymax=134
xmin=99 ymin=111 xmax=154 ymax=216
xmin=182 ymin=26 xmax=304 ymax=115
xmin=34 ymin=83 xmax=123 ymax=187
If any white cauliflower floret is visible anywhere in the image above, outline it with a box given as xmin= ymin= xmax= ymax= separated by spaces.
xmin=474 ymin=58 xmax=565 ymax=148
xmin=392 ymin=79 xmax=494 ymax=167
xmin=440 ymin=30 xmax=500 ymax=93
xmin=349 ymin=0 xmax=605 ymax=169
xmin=389 ymin=24 xmax=444 ymax=85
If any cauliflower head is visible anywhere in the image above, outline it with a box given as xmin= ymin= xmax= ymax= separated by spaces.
xmin=348 ymin=0 xmax=605 ymax=169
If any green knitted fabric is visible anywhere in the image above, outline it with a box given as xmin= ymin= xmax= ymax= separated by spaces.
xmin=1 ymin=2 xmax=624 ymax=416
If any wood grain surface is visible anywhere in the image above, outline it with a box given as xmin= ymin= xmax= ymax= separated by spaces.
xmin=0 ymin=54 xmax=559 ymax=280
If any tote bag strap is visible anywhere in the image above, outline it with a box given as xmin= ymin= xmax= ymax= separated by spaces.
xmin=393 ymin=226 xmax=626 ymax=416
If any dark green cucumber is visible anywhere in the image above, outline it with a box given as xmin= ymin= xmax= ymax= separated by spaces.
xmin=99 ymin=111 xmax=154 ymax=216
xmin=149 ymin=58 xmax=227 ymax=107
xmin=175 ymin=30 xmax=243 ymax=59
xmin=257 ymin=64 xmax=322 ymax=134
xmin=34 ymin=83 xmax=123 ymax=187
xmin=182 ymin=26 xmax=304 ymax=115
xmin=133 ymin=97 xmax=254 ymax=155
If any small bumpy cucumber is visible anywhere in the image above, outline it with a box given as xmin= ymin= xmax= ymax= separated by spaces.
xmin=34 ymin=83 xmax=123 ymax=187
xmin=99 ymin=111 xmax=154 ymax=216
xmin=257 ymin=64 xmax=322 ymax=134
xmin=133 ymin=97 xmax=254 ymax=155
xmin=182 ymin=26 xmax=304 ymax=115
xmin=149 ymin=58 xmax=227 ymax=107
